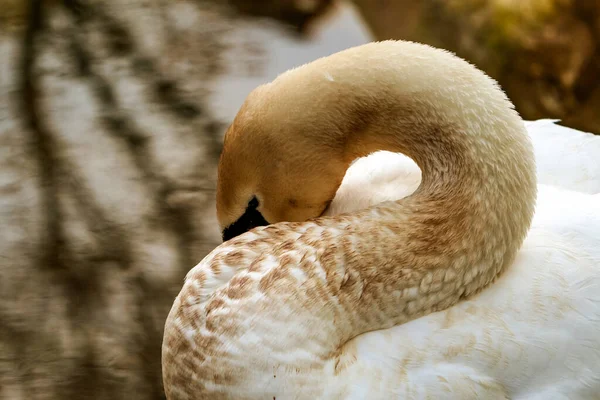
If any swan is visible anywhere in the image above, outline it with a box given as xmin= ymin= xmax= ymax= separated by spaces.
xmin=162 ymin=40 xmax=599 ymax=399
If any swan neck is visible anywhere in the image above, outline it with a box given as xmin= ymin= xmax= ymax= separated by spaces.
xmin=320 ymin=92 xmax=538 ymax=332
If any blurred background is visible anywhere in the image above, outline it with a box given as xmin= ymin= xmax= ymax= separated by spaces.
xmin=0 ymin=1 xmax=598 ymax=399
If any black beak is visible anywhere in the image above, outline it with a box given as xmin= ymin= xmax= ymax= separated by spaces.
xmin=222 ymin=199 xmax=269 ymax=242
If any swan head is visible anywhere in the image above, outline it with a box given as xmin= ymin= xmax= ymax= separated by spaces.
xmin=216 ymin=87 xmax=349 ymax=241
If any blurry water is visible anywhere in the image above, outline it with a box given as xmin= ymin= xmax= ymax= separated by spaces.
xmin=209 ymin=3 xmax=372 ymax=124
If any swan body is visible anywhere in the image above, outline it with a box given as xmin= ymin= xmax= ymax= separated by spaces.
xmin=322 ymin=151 xmax=600 ymax=399
xmin=164 ymin=40 xmax=554 ymax=399
xmin=322 ymin=119 xmax=600 ymax=398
